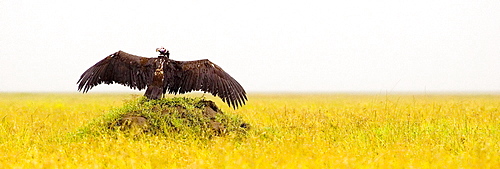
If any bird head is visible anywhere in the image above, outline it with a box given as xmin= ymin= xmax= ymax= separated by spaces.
xmin=156 ymin=47 xmax=166 ymax=53
xmin=156 ymin=47 xmax=169 ymax=57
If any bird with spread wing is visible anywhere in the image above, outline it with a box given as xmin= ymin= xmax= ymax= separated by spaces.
xmin=77 ymin=47 xmax=247 ymax=108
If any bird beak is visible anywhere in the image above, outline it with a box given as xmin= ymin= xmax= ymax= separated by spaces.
xmin=156 ymin=48 xmax=159 ymax=52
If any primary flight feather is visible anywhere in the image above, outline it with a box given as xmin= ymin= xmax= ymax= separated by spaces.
xmin=77 ymin=47 xmax=247 ymax=108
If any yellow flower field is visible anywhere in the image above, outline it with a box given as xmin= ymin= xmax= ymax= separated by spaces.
xmin=0 ymin=93 xmax=499 ymax=168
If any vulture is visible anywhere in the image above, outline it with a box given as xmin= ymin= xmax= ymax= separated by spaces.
xmin=77 ymin=47 xmax=247 ymax=108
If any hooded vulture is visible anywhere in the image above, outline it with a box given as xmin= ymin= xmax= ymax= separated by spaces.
xmin=77 ymin=47 xmax=247 ymax=108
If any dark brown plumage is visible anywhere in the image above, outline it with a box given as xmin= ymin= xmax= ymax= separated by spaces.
xmin=77 ymin=50 xmax=247 ymax=108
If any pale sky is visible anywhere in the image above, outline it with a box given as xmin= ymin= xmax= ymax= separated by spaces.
xmin=0 ymin=0 xmax=499 ymax=93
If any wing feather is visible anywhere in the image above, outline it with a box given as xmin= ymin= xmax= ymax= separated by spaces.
xmin=77 ymin=51 xmax=155 ymax=93
xmin=164 ymin=59 xmax=247 ymax=108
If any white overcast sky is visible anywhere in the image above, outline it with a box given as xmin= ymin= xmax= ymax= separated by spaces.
xmin=0 ymin=0 xmax=498 ymax=93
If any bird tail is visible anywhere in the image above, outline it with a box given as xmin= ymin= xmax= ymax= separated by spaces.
xmin=145 ymin=86 xmax=163 ymax=100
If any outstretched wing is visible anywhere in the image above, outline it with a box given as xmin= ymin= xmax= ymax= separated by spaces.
xmin=77 ymin=51 xmax=156 ymax=93
xmin=163 ymin=59 xmax=247 ymax=108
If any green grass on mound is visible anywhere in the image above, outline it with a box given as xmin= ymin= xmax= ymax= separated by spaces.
xmin=75 ymin=97 xmax=249 ymax=139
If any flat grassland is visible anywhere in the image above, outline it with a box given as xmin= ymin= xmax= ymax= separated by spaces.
xmin=0 ymin=93 xmax=499 ymax=168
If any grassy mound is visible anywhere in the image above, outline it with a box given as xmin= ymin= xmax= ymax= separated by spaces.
xmin=75 ymin=97 xmax=249 ymax=139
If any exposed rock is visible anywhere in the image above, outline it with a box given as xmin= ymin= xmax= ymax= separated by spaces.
xmin=116 ymin=115 xmax=148 ymax=130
